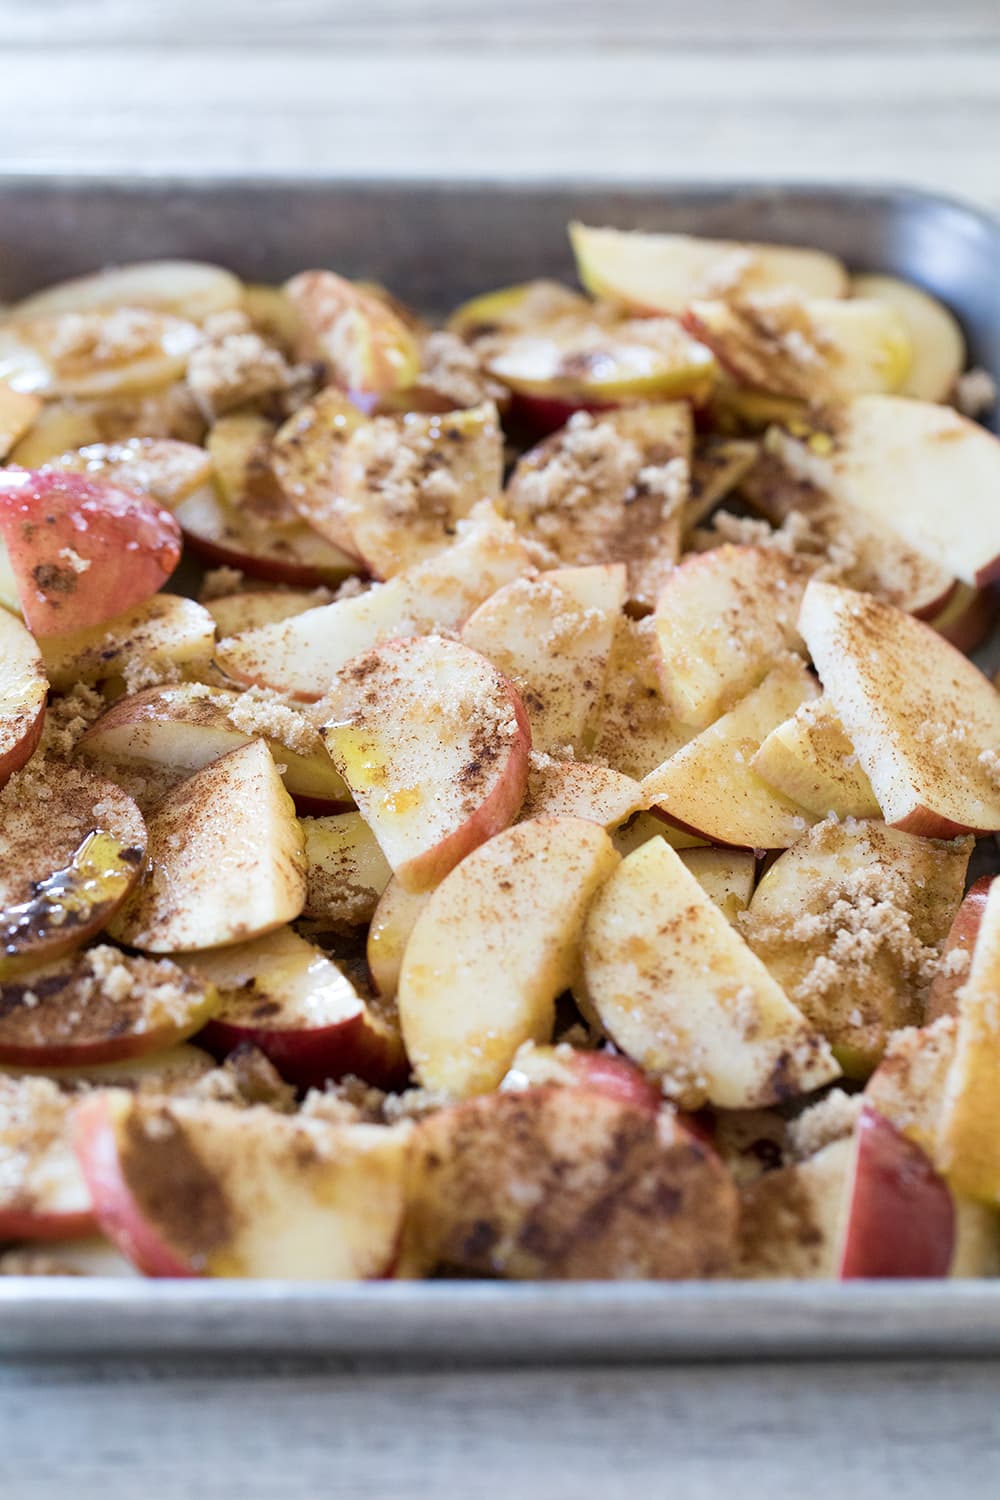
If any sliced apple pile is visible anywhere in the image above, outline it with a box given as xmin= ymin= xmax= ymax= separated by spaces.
xmin=321 ymin=635 xmax=530 ymax=892
xmin=399 ymin=818 xmax=618 ymax=1095
xmin=300 ymin=812 xmax=392 ymax=927
xmin=0 ymin=1075 xmax=95 ymax=1241
xmin=0 ymin=608 xmax=47 ymax=786
xmin=40 ymin=594 xmax=216 ymax=692
xmin=109 ymin=739 xmax=306 ymax=952
xmin=72 ymin=1091 xmax=410 ymax=1277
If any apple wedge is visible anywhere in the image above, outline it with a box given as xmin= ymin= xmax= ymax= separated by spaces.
xmin=499 ymin=1043 xmax=661 ymax=1115
xmin=13 ymin=260 xmax=243 ymax=324
xmin=850 ymin=273 xmax=965 ymax=402
xmin=269 ymin=387 xmax=369 ymax=557
xmin=504 ymin=403 xmax=693 ymax=608
xmin=40 ymin=435 xmax=212 ymax=507
xmin=651 ymin=544 xmax=811 ymax=728
xmin=642 ymin=657 xmax=819 ymax=849
xmin=405 ymin=1086 xmax=737 ymax=1279
xmin=79 ymin=682 xmax=351 ymax=812
xmin=777 ymin=396 xmax=1000 ymax=588
xmin=0 ymin=308 xmax=202 ymax=399
xmin=216 ymin=502 xmax=533 ymax=700
xmin=40 ymin=594 xmax=216 ymax=692
xmin=929 ymin=581 xmax=998 ymax=655
xmin=743 ymin=818 xmax=970 ymax=1076
xmin=683 ymin=295 xmax=911 ymax=400
xmin=927 ymin=876 xmax=993 ymax=1022
xmin=0 ymin=760 xmax=146 ymax=978
xmin=838 ymin=1106 xmax=956 ymax=1279
xmin=799 ymin=579 xmax=1000 ymax=836
xmin=461 ymin=564 xmax=624 ymax=753
xmin=398 ymin=817 xmax=618 ymax=1096
xmin=447 ymin=279 xmax=592 ymax=341
xmin=367 ymin=878 xmax=431 ymax=1000
xmin=738 ymin=1137 xmax=852 ymax=1279
xmin=937 ymin=880 xmax=1000 ymax=1202
xmin=569 ymin=224 xmax=848 ymax=313
xmin=2 ymin=1042 xmax=217 ymax=1094
xmin=203 ymin=587 xmax=333 ymax=638
xmin=188 ymin=927 xmax=407 ymax=1090
xmin=301 ymin=812 xmax=392 ymax=927
xmin=865 ymin=1015 xmax=957 ymax=1158
xmin=519 ymin=758 xmax=642 ymax=830
xmin=108 ymin=739 xmax=306 ymax=953
xmin=0 ymin=469 xmax=182 ymax=637
xmin=591 ymin=616 xmax=695 ymax=779
xmin=173 ymin=480 xmax=357 ymax=588
xmin=72 ymin=1090 xmax=410 ymax=1277
xmin=0 ymin=1075 xmax=95 ymax=1241
xmin=612 ymin=810 xmax=706 ymax=855
xmin=284 ymin=269 xmax=421 ymax=396
xmin=678 ymin=847 xmax=756 ymax=923
xmin=0 ymin=382 xmax=41 ymax=459
xmin=752 ymin=695 xmax=881 ymax=820
xmin=0 ymin=947 xmax=218 ymax=1068
xmin=684 ymin=435 xmax=758 ymax=531
xmin=580 ymin=837 xmax=838 ymax=1110
xmin=0 ymin=608 xmax=47 ymax=786
xmin=321 ymin=636 xmax=530 ymax=892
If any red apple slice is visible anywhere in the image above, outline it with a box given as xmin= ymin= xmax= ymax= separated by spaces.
xmin=79 ymin=682 xmax=351 ymax=812
xmin=751 ymin=694 xmax=882 ymax=820
xmin=799 ymin=579 xmax=1000 ymax=836
xmin=72 ymin=1090 xmax=410 ymax=1277
xmin=0 ymin=1075 xmax=94 ymax=1240
xmin=0 ymin=608 xmax=47 ymax=786
xmin=40 ymin=594 xmax=216 ymax=692
xmin=2 ymin=1042 xmax=217 ymax=1094
xmin=216 ymin=502 xmax=533 ymax=700
xmin=0 ymin=469 xmax=182 ymax=637
xmin=405 ymin=1086 xmax=737 ymax=1279
xmin=447 ymin=279 xmax=592 ymax=341
xmin=40 ymin=436 xmax=212 ymax=507
xmin=499 ymin=1043 xmax=662 ymax=1115
xmin=321 ymin=635 xmax=530 ymax=892
xmin=13 ymin=261 xmax=244 ymax=324
xmin=519 ymin=758 xmax=642 ymax=830
xmin=285 ymin=270 xmax=421 ymax=396
xmin=0 ymin=760 xmax=146 ymax=978
xmin=190 ymin=926 xmax=407 ymax=1090
xmin=462 ymin=564 xmax=625 ymax=753
xmin=591 ymin=615 xmax=695 ymax=779
xmin=108 ymin=739 xmax=306 ymax=953
xmin=864 ymin=1015 xmax=957 ymax=1158
xmin=927 ymin=876 xmax=994 ymax=1022
xmin=0 ymin=946 xmax=218 ymax=1068
xmin=839 ymin=1106 xmax=955 ymax=1279
xmin=937 ymin=880 xmax=1000 ymax=1201
xmin=612 ymin=810 xmax=706 ymax=855
xmin=366 ymin=879 xmax=430 ymax=1000
xmin=301 ymin=812 xmax=392 ymax=927
xmin=0 ymin=308 xmax=202 ymax=399
xmin=203 ymin=587 xmax=333 ymax=638
xmin=850 ymin=274 xmax=965 ymax=402
xmin=651 ymin=544 xmax=811 ymax=728
xmin=642 ymin=657 xmax=819 ymax=849
xmin=580 ymin=836 xmax=838 ymax=1110
xmin=399 ymin=817 xmax=619 ymax=1096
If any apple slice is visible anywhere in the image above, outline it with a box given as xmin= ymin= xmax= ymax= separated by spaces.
xmin=937 ymin=880 xmax=1000 ymax=1201
xmin=108 ymin=739 xmax=306 ymax=953
xmin=284 ymin=269 xmax=422 ymax=395
xmin=499 ymin=1043 xmax=661 ymax=1115
xmin=591 ymin=616 xmax=695 ymax=779
xmin=203 ymin=587 xmax=332 ymax=637
xmin=743 ymin=818 xmax=969 ymax=1076
xmin=13 ymin=261 xmax=243 ymax=324
xmin=0 ymin=307 xmax=202 ymax=399
xmin=580 ymin=837 xmax=838 ymax=1110
xmin=40 ymin=436 xmax=212 ymax=507
xmin=777 ymin=396 xmax=1000 ymax=588
xmin=322 ymin=636 xmax=530 ymax=892
xmin=269 ymin=388 xmax=369 ymax=556
xmin=520 ymin=758 xmax=641 ymax=830
xmin=0 ymin=382 xmax=41 ymax=459
xmin=850 ymin=273 xmax=965 ymax=402
xmin=683 ymin=295 xmax=911 ymax=400
xmin=0 ymin=469 xmax=182 ymax=637
xmin=864 ymin=1015 xmax=957 ymax=1159
xmin=799 ymin=579 xmax=1000 ymax=836
xmin=612 ymin=810 xmax=706 ymax=855
xmin=216 ymin=502 xmax=533 ymax=699
xmin=398 ymin=817 xmax=618 ymax=1096
xmin=752 ymin=694 xmax=881 ymax=820
xmin=642 ymin=657 xmax=819 ymax=849
xmin=9 ymin=385 xmax=206 ymax=468
xmin=0 ymin=608 xmax=47 ymax=786
xmin=0 ymin=1075 xmax=95 ymax=1241
xmin=0 ymin=946 xmax=217 ymax=1068
xmin=684 ymin=435 xmax=758 ymax=530
xmin=447 ymin=279 xmax=591 ymax=340
xmin=40 ymin=594 xmax=216 ymax=693
xmin=187 ymin=927 xmax=407 ymax=1090
xmin=174 ymin=480 xmax=357 ymax=587
xmin=927 ymin=876 xmax=994 ymax=1022
xmin=405 ymin=1086 xmax=737 ymax=1279
xmin=569 ymin=223 xmax=848 ymax=313
xmin=2 ymin=1041 xmax=218 ymax=1094
xmin=367 ymin=878 xmax=431 ymax=1000
xmin=678 ymin=847 xmax=756 ymax=923
xmin=72 ymin=1090 xmax=410 ymax=1277
xmin=301 ymin=811 xmax=392 ymax=927
xmin=739 ymin=1137 xmax=852 ymax=1278
xmin=743 ymin=434 xmax=956 ymax=619
xmin=0 ymin=760 xmax=145 ymax=978
xmin=929 ymin=581 xmax=998 ymax=654
xmin=504 ymin=403 xmax=693 ymax=608
xmin=79 ymin=682 xmax=351 ymax=812
xmin=651 ymin=544 xmax=811 ymax=728
xmin=839 ymin=1106 xmax=955 ymax=1279
xmin=462 ymin=564 xmax=624 ymax=753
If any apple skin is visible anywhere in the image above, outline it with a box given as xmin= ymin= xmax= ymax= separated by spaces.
xmin=839 ymin=1105 xmax=955 ymax=1279
xmin=0 ymin=607 xmax=47 ymax=786
xmin=71 ymin=1092 xmax=195 ymax=1277
xmin=926 ymin=876 xmax=994 ymax=1024
xmin=503 ymin=1044 xmax=661 ymax=1115
xmin=505 ymin=391 xmax=618 ymax=440
xmin=0 ymin=989 xmax=218 ymax=1070
xmin=931 ymin=585 xmax=998 ymax=654
xmin=0 ymin=469 xmax=182 ymax=636
xmin=198 ymin=1010 xmax=408 ymax=1093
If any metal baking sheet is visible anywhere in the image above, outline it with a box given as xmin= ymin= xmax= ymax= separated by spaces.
xmin=1 ymin=177 xmax=999 ymax=1363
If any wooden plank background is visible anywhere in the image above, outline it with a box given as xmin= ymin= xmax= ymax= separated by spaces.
xmin=1 ymin=4 xmax=999 ymax=1497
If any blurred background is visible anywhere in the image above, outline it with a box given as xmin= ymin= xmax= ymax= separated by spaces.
xmin=1 ymin=0 xmax=997 ymax=211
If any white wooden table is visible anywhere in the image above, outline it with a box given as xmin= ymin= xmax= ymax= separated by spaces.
xmin=2 ymin=4 xmax=1000 ymax=1495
